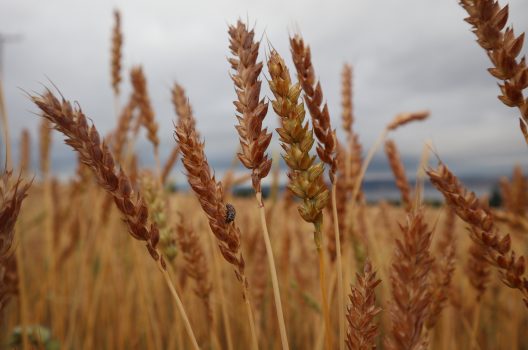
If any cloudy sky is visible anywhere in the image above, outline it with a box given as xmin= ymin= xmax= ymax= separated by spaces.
xmin=1 ymin=0 xmax=527 ymax=180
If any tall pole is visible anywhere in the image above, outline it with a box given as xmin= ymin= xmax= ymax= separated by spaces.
xmin=0 ymin=33 xmax=23 ymax=169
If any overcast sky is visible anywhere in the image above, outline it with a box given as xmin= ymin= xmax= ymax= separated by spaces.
xmin=1 ymin=0 xmax=527 ymax=180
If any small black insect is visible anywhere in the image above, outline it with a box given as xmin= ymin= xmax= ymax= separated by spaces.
xmin=225 ymin=203 xmax=236 ymax=223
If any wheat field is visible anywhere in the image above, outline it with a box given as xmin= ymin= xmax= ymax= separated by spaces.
xmin=1 ymin=1 xmax=528 ymax=349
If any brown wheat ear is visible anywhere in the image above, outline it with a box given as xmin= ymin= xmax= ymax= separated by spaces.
xmin=176 ymin=214 xmax=212 ymax=322
xmin=386 ymin=110 xmax=430 ymax=131
xmin=112 ymin=97 xmax=136 ymax=163
xmin=31 ymin=90 xmax=163 ymax=266
xmin=111 ymin=9 xmax=123 ymax=95
xmin=345 ymin=259 xmax=382 ymax=350
xmin=174 ymin=99 xmax=260 ymax=349
xmin=174 ymin=111 xmax=245 ymax=284
xmin=384 ymin=139 xmax=412 ymax=211
xmin=130 ymin=66 xmax=159 ymax=150
xmin=386 ymin=208 xmax=434 ymax=350
xmin=228 ymin=20 xmax=271 ymax=193
xmin=0 ymin=170 xmax=31 ymax=313
xmin=427 ymin=162 xmax=528 ymax=307
xmin=229 ymin=21 xmax=290 ymax=350
xmin=459 ymin=0 xmax=528 ymax=142
xmin=341 ymin=64 xmax=354 ymax=134
xmin=161 ymin=83 xmax=198 ymax=184
xmin=426 ymin=211 xmax=456 ymax=329
xmin=290 ymin=35 xmax=337 ymax=182
xmin=172 ymin=83 xmax=196 ymax=129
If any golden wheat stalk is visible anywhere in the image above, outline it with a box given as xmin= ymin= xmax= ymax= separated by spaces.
xmin=228 ymin=20 xmax=289 ymax=350
xmin=289 ymin=34 xmax=345 ymax=350
xmin=267 ymin=49 xmax=332 ymax=350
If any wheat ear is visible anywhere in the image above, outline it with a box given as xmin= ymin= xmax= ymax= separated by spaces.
xmin=345 ymin=259 xmax=382 ymax=350
xmin=384 ymin=139 xmax=412 ymax=211
xmin=459 ymin=0 xmax=528 ymax=143
xmin=0 ymin=170 xmax=31 ymax=314
xmin=385 ymin=208 xmax=434 ymax=350
xmin=427 ymin=163 xmax=528 ymax=306
xmin=111 ymin=9 xmax=123 ymax=120
xmin=426 ymin=209 xmax=456 ymax=330
xmin=130 ymin=66 xmax=160 ymax=171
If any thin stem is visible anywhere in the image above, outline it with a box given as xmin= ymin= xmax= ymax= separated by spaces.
xmin=15 ymin=229 xmax=29 ymax=350
xmin=243 ymin=284 xmax=260 ymax=350
xmin=44 ymin=175 xmax=55 ymax=331
xmin=209 ymin=232 xmax=234 ymax=350
xmin=331 ymin=182 xmax=345 ymax=350
xmin=154 ymin=148 xmax=162 ymax=185
xmin=350 ymin=128 xmax=388 ymax=208
xmin=346 ymin=128 xmax=388 ymax=265
xmin=133 ymin=243 xmax=162 ymax=350
xmin=255 ymin=191 xmax=290 ymax=350
xmin=470 ymin=303 xmax=481 ymax=350
xmin=113 ymin=92 xmax=120 ymax=123
xmin=317 ymin=245 xmax=333 ymax=350
xmin=0 ymin=80 xmax=12 ymax=168
xmin=158 ymin=260 xmax=200 ymax=350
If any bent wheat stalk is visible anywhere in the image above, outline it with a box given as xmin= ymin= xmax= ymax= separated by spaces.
xmin=349 ymin=111 xmax=430 ymax=226
xmin=427 ymin=163 xmax=528 ymax=307
xmin=31 ymin=90 xmax=200 ymax=350
xmin=175 ymin=101 xmax=259 ymax=350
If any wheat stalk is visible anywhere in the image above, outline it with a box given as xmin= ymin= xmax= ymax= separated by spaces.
xmin=174 ymin=101 xmax=259 ymax=349
xmin=267 ymin=49 xmax=333 ymax=350
xmin=18 ymin=129 xmax=31 ymax=176
xmin=228 ymin=20 xmax=288 ymax=350
xmin=289 ymin=35 xmax=344 ymax=350
xmin=130 ymin=66 xmax=160 ymax=170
